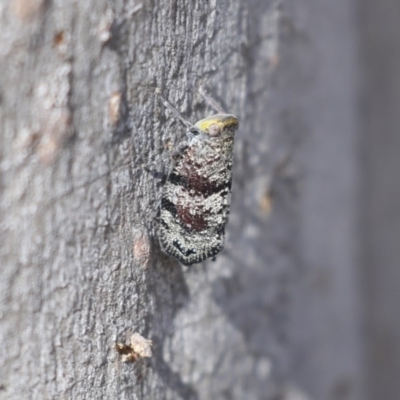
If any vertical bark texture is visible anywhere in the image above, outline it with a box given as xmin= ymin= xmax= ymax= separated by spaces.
xmin=0 ymin=1 xmax=363 ymax=399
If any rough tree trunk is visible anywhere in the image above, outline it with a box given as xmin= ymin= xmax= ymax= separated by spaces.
xmin=0 ymin=1 xmax=363 ymax=399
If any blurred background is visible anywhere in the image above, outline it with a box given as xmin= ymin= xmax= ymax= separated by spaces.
xmin=0 ymin=1 xmax=400 ymax=399
xmin=360 ymin=1 xmax=400 ymax=399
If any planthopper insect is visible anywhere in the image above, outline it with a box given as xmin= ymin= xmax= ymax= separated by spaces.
xmin=158 ymin=93 xmax=239 ymax=266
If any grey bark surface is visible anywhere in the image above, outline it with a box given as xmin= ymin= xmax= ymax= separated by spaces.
xmin=0 ymin=1 xmax=363 ymax=400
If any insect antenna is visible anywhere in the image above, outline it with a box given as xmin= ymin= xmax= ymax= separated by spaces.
xmin=198 ymin=85 xmax=226 ymax=114
xmin=155 ymin=89 xmax=193 ymax=129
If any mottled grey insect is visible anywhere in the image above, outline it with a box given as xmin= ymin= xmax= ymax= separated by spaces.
xmin=159 ymin=114 xmax=239 ymax=265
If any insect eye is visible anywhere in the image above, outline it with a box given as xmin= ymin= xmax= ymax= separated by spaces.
xmin=208 ymin=123 xmax=221 ymax=137
xmin=189 ymin=127 xmax=200 ymax=135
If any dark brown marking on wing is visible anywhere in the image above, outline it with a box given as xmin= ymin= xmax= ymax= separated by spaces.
xmin=175 ymin=203 xmax=208 ymax=231
xmin=169 ymin=172 xmax=231 ymax=197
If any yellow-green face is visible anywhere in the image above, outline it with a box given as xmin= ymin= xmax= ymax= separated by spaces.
xmin=194 ymin=114 xmax=239 ymax=137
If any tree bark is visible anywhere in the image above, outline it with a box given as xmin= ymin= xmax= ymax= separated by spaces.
xmin=0 ymin=1 xmax=363 ymax=399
